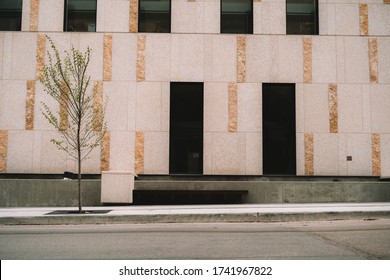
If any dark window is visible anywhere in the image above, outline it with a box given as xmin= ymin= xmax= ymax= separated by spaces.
xmin=262 ymin=84 xmax=296 ymax=175
xmin=170 ymin=83 xmax=204 ymax=175
xmin=0 ymin=0 xmax=22 ymax=31
xmin=139 ymin=0 xmax=171 ymax=33
xmin=221 ymin=0 xmax=253 ymax=34
xmin=64 ymin=0 xmax=97 ymax=32
xmin=286 ymin=0 xmax=318 ymax=35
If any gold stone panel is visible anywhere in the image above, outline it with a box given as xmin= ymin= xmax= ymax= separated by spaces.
xmin=36 ymin=34 xmax=46 ymax=79
xmin=0 ymin=131 xmax=8 ymax=172
xmin=130 ymin=0 xmax=139 ymax=33
xmin=25 ymin=80 xmax=36 ymax=131
xmin=359 ymin=4 xmax=369 ymax=36
xmin=328 ymin=84 xmax=338 ymax=134
xmin=303 ymin=37 xmax=312 ymax=83
xmin=135 ymin=131 xmax=145 ymax=174
xmin=237 ymin=36 xmax=246 ymax=83
xmin=372 ymin=133 xmax=381 ymax=176
xmin=101 ymin=131 xmax=110 ymax=172
xmin=137 ymin=35 xmax=146 ymax=82
xmin=228 ymin=83 xmax=238 ymax=132
xmin=103 ymin=34 xmax=113 ymax=81
xmin=30 ymin=0 xmax=39 ymax=32
xmin=305 ymin=133 xmax=314 ymax=176
xmin=93 ymin=81 xmax=104 ymax=131
xmin=385 ymin=0 xmax=390 ymax=4
xmin=369 ymin=38 xmax=378 ymax=84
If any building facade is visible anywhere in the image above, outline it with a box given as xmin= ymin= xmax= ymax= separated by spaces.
xmin=0 ymin=0 xmax=390 ymax=178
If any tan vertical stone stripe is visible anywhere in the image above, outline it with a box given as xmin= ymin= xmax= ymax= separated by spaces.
xmin=303 ymin=37 xmax=312 ymax=83
xmin=135 ymin=131 xmax=145 ymax=174
xmin=369 ymin=38 xmax=378 ymax=84
xmin=372 ymin=133 xmax=381 ymax=176
xmin=237 ymin=36 xmax=246 ymax=83
xmin=305 ymin=133 xmax=314 ymax=175
xmin=103 ymin=34 xmax=113 ymax=81
xmin=385 ymin=0 xmax=390 ymax=4
xmin=25 ymin=80 xmax=36 ymax=130
xmin=101 ymin=132 xmax=110 ymax=172
xmin=93 ymin=81 xmax=103 ymax=131
xmin=328 ymin=84 xmax=338 ymax=134
xmin=253 ymin=0 xmax=262 ymax=2
xmin=228 ymin=83 xmax=238 ymax=132
xmin=129 ymin=0 xmax=139 ymax=32
xmin=36 ymin=34 xmax=46 ymax=79
xmin=0 ymin=131 xmax=8 ymax=172
xmin=137 ymin=35 xmax=146 ymax=82
xmin=59 ymin=82 xmax=69 ymax=131
xmin=359 ymin=4 xmax=369 ymax=36
xmin=29 ymin=0 xmax=39 ymax=31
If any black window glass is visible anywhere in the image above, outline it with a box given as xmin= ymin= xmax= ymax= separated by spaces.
xmin=64 ymin=0 xmax=97 ymax=32
xmin=0 ymin=0 xmax=23 ymax=31
xmin=286 ymin=0 xmax=318 ymax=35
xmin=221 ymin=0 xmax=253 ymax=34
xmin=139 ymin=0 xmax=171 ymax=33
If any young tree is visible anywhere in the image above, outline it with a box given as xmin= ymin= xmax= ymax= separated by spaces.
xmin=39 ymin=36 xmax=107 ymax=213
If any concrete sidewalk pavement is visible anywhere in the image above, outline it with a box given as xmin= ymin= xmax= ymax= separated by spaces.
xmin=1 ymin=202 xmax=390 ymax=225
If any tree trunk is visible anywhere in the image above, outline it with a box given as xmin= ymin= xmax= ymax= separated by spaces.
xmin=78 ymin=149 xmax=82 ymax=213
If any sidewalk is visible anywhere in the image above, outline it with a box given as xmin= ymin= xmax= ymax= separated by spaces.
xmin=1 ymin=202 xmax=390 ymax=225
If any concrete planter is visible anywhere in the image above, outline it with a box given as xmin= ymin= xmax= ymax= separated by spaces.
xmin=101 ymin=171 xmax=135 ymax=204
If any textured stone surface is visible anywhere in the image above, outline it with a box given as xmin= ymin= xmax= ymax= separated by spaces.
xmin=372 ymin=133 xmax=381 ymax=176
xmin=385 ymin=0 xmax=390 ymax=4
xmin=109 ymin=131 xmax=135 ymax=171
xmin=344 ymin=37 xmax=369 ymax=83
xmin=101 ymin=132 xmax=110 ymax=172
xmin=25 ymin=80 xmax=36 ymax=130
xmin=204 ymin=82 xmax=228 ymax=132
xmin=93 ymin=81 xmax=103 ymax=131
xmin=0 ymin=81 xmax=27 ymax=130
xmin=36 ymin=34 xmax=46 ymax=79
xmin=303 ymin=37 xmax=312 ymax=83
xmin=335 ymin=4 xmax=359 ymax=36
xmin=312 ymin=36 xmax=337 ymax=83
xmin=29 ymin=0 xmax=39 ymax=31
xmin=38 ymin=0 xmax=63 ymax=31
xmin=130 ymin=0 xmax=138 ymax=32
xmin=369 ymin=38 xmax=378 ymax=83
xmin=359 ymin=4 xmax=369 ymax=36
xmin=112 ymin=34 xmax=137 ymax=81
xmin=137 ymin=35 xmax=146 ymax=82
xmin=228 ymin=83 xmax=238 ymax=132
xmin=314 ymin=133 xmax=339 ymax=176
xmin=328 ymin=84 xmax=338 ymax=133
xmin=304 ymin=84 xmax=330 ymax=133
xmin=378 ymin=38 xmax=390 ymax=84
xmin=135 ymin=131 xmax=144 ymax=174
xmin=103 ymin=34 xmax=112 ymax=81
xmin=0 ymin=131 xmax=8 ymax=172
xmin=371 ymin=85 xmax=390 ymax=133
xmin=7 ymin=131 xmax=34 ymax=173
xmin=237 ymin=36 xmax=246 ymax=83
xmin=305 ymin=133 xmax=314 ymax=176
xmin=144 ymin=132 xmax=169 ymax=174
xmin=338 ymin=84 xmax=363 ymax=133
xmin=237 ymin=83 xmax=262 ymax=133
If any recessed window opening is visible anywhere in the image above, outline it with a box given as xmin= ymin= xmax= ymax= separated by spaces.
xmin=262 ymin=84 xmax=296 ymax=175
xmin=0 ymin=0 xmax=23 ymax=31
xmin=221 ymin=0 xmax=253 ymax=34
xmin=286 ymin=0 xmax=319 ymax=35
xmin=170 ymin=83 xmax=204 ymax=175
xmin=139 ymin=0 xmax=171 ymax=33
xmin=64 ymin=0 xmax=97 ymax=32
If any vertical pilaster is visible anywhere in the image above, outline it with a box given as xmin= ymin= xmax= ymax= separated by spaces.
xmin=36 ymin=34 xmax=46 ymax=79
xmin=25 ymin=80 xmax=36 ymax=130
xmin=93 ymin=81 xmax=104 ymax=131
xmin=137 ymin=35 xmax=146 ymax=82
xmin=0 ymin=131 xmax=8 ymax=172
xmin=103 ymin=34 xmax=113 ymax=81
xmin=130 ymin=0 xmax=139 ymax=32
xmin=369 ymin=38 xmax=378 ymax=83
xmin=359 ymin=4 xmax=369 ymax=36
xmin=101 ymin=131 xmax=111 ymax=172
xmin=305 ymin=133 xmax=314 ymax=175
xmin=372 ymin=133 xmax=381 ymax=176
xmin=29 ymin=0 xmax=39 ymax=32
xmin=237 ymin=36 xmax=246 ymax=83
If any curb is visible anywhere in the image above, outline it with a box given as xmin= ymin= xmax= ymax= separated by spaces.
xmin=1 ymin=211 xmax=390 ymax=225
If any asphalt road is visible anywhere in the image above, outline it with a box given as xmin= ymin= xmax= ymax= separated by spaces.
xmin=1 ymin=219 xmax=389 ymax=260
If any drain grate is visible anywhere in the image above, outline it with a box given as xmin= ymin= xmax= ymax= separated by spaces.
xmin=45 ymin=210 xmax=111 ymax=215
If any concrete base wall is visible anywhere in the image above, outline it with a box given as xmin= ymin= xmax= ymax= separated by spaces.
xmin=1 ymin=179 xmax=389 ymax=207
xmin=0 ymin=179 xmax=101 ymax=207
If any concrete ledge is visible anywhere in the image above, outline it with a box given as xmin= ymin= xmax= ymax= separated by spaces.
xmin=1 ymin=211 xmax=390 ymax=225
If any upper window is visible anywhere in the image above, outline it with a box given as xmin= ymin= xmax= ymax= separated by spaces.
xmin=286 ymin=0 xmax=318 ymax=35
xmin=0 ymin=0 xmax=22 ymax=31
xmin=138 ymin=0 xmax=171 ymax=33
xmin=221 ymin=0 xmax=253 ymax=34
xmin=64 ymin=0 xmax=97 ymax=32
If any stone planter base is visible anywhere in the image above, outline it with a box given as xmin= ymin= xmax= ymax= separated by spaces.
xmin=101 ymin=171 xmax=134 ymax=204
